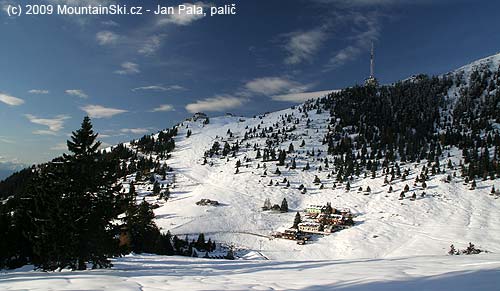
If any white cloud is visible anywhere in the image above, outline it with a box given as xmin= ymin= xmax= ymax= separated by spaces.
xmin=138 ymin=35 xmax=163 ymax=55
xmin=65 ymin=89 xmax=88 ymax=99
xmin=25 ymin=114 xmax=70 ymax=135
xmin=96 ymin=30 xmax=119 ymax=45
xmin=156 ymin=2 xmax=208 ymax=26
xmin=114 ymin=62 xmax=140 ymax=75
xmin=101 ymin=20 xmax=119 ymax=27
xmin=0 ymin=93 xmax=25 ymax=106
xmin=50 ymin=142 xmax=68 ymax=151
xmin=245 ymin=77 xmax=311 ymax=96
xmin=45 ymin=0 xmax=117 ymax=25
xmin=81 ymin=104 xmax=128 ymax=118
xmin=284 ymin=29 xmax=327 ymax=65
xmin=120 ymin=128 xmax=152 ymax=135
xmin=151 ymin=104 xmax=175 ymax=112
xmin=0 ymin=156 xmax=25 ymax=172
xmin=0 ymin=136 xmax=15 ymax=144
xmin=312 ymin=0 xmax=420 ymax=6
xmin=132 ymin=85 xmax=185 ymax=92
xmin=1 ymin=0 xmax=16 ymax=16
xmin=28 ymin=89 xmax=49 ymax=94
xmin=186 ymin=96 xmax=246 ymax=113
xmin=272 ymin=90 xmax=337 ymax=103
xmin=324 ymin=12 xmax=381 ymax=71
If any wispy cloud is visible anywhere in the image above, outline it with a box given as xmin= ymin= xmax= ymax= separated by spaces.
xmin=81 ymin=104 xmax=128 ymax=118
xmin=28 ymin=89 xmax=49 ymax=94
xmin=156 ymin=2 xmax=208 ymax=26
xmin=245 ymin=77 xmax=311 ymax=96
xmin=50 ymin=142 xmax=68 ymax=151
xmin=186 ymin=95 xmax=246 ymax=113
xmin=0 ymin=136 xmax=15 ymax=144
xmin=0 ymin=156 xmax=25 ymax=176
xmin=65 ymin=89 xmax=88 ymax=99
xmin=114 ymin=62 xmax=140 ymax=75
xmin=311 ymin=0 xmax=415 ymax=6
xmin=132 ymin=85 xmax=185 ymax=92
xmin=151 ymin=104 xmax=175 ymax=112
xmin=0 ymin=93 xmax=24 ymax=106
xmin=45 ymin=0 xmax=117 ymax=25
xmin=96 ymin=30 xmax=120 ymax=45
xmin=120 ymin=128 xmax=153 ymax=135
xmin=284 ymin=28 xmax=327 ymax=65
xmin=25 ymin=114 xmax=70 ymax=135
xmin=272 ymin=89 xmax=336 ymax=103
xmin=324 ymin=12 xmax=381 ymax=71
xmin=101 ymin=20 xmax=119 ymax=27
xmin=138 ymin=34 xmax=163 ymax=55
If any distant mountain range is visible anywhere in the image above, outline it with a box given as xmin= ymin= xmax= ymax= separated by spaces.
xmin=0 ymin=169 xmax=13 ymax=181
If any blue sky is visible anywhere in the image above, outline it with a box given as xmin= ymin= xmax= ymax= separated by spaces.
xmin=1 ymin=0 xmax=499 ymax=174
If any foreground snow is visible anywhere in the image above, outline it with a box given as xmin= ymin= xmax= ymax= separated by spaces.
xmin=1 ymin=254 xmax=499 ymax=290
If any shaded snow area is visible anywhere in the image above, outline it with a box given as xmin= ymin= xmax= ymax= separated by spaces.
xmin=1 ymin=254 xmax=500 ymax=290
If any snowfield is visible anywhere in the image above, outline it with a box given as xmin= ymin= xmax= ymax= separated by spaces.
xmin=146 ymin=109 xmax=500 ymax=261
xmin=2 ymin=54 xmax=500 ymax=290
xmin=1 ymin=254 xmax=500 ymax=290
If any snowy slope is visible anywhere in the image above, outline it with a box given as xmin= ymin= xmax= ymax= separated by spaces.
xmin=126 ymin=106 xmax=500 ymax=261
xmin=110 ymin=53 xmax=500 ymax=262
xmin=3 ymin=55 xmax=499 ymax=291
xmin=2 ymin=254 xmax=500 ymax=290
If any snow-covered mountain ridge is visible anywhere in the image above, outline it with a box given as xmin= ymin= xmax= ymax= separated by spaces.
xmin=111 ymin=53 xmax=500 ymax=261
xmin=1 ymin=53 xmax=500 ymax=291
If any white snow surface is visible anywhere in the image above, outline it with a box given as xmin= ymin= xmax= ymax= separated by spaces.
xmin=147 ymin=109 xmax=500 ymax=261
xmin=1 ymin=254 xmax=500 ymax=290
xmin=3 ymin=54 xmax=500 ymax=290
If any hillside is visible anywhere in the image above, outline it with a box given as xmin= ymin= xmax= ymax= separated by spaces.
xmin=0 ymin=53 xmax=499 ymax=283
xmin=104 ymin=53 xmax=500 ymax=261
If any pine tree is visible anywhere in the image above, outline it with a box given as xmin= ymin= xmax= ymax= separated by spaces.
xmin=448 ymin=244 xmax=456 ymax=255
xmin=20 ymin=117 xmax=127 ymax=271
xmin=125 ymin=200 xmax=161 ymax=254
xmin=280 ymin=198 xmax=288 ymax=213
xmin=263 ymin=198 xmax=271 ymax=210
xmin=292 ymin=212 xmax=301 ymax=228
xmin=196 ymin=233 xmax=206 ymax=250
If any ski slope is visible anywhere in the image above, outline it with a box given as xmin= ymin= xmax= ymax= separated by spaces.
xmin=135 ymin=104 xmax=500 ymax=261
xmin=1 ymin=254 xmax=500 ymax=290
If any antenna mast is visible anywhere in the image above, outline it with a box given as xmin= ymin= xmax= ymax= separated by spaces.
xmin=370 ymin=41 xmax=375 ymax=78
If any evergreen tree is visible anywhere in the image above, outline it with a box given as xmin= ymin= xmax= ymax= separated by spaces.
xmin=280 ymin=198 xmax=288 ymax=213
xmin=292 ymin=212 xmax=301 ymax=228
xmin=262 ymin=198 xmax=271 ymax=210
xmin=124 ymin=200 xmax=161 ymax=254
xmin=21 ymin=117 xmax=127 ymax=271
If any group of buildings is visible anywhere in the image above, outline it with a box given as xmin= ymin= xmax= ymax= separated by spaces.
xmin=272 ymin=203 xmax=354 ymax=244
